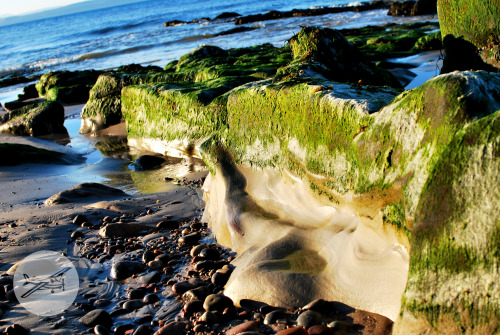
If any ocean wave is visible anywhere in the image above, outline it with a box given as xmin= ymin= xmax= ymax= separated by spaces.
xmin=87 ymin=21 xmax=148 ymax=36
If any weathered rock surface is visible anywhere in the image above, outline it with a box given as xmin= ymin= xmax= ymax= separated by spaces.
xmin=0 ymin=101 xmax=67 ymax=137
xmin=44 ymin=182 xmax=127 ymax=206
xmin=387 ymin=0 xmax=437 ymax=16
xmin=0 ymin=143 xmax=80 ymax=166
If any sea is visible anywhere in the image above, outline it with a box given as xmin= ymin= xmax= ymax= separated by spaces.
xmin=0 ymin=0 xmax=436 ymax=80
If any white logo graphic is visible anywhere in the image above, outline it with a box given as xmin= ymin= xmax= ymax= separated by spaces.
xmin=14 ymin=251 xmax=79 ymax=316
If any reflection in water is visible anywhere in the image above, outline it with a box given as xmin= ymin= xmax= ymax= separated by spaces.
xmin=202 ymin=148 xmax=409 ymax=321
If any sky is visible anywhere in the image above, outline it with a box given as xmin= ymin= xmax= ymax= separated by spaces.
xmin=0 ymin=0 xmax=89 ymax=17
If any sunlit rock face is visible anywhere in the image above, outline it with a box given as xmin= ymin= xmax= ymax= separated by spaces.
xmin=202 ymin=150 xmax=409 ymax=321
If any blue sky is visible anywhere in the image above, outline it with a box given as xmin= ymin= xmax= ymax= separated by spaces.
xmin=1 ymin=0 xmax=89 ymax=17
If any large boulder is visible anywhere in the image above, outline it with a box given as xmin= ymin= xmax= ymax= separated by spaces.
xmin=44 ymin=182 xmax=127 ymax=206
xmin=387 ymin=0 xmax=437 ymax=16
xmin=438 ymin=0 xmax=500 ymax=71
xmin=35 ymin=70 xmax=102 ymax=103
xmin=0 ymin=101 xmax=67 ymax=137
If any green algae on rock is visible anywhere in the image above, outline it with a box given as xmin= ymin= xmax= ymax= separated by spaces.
xmin=35 ymin=70 xmax=102 ymax=104
xmin=0 ymin=101 xmax=67 ymax=137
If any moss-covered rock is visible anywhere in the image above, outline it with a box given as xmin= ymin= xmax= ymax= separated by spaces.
xmin=437 ymin=0 xmax=500 ymax=70
xmin=275 ymin=26 xmax=401 ymax=87
xmin=0 ymin=101 xmax=67 ymax=137
xmin=36 ymin=70 xmax=102 ymax=103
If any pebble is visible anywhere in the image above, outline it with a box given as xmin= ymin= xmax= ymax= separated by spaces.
xmin=327 ymin=320 xmax=351 ymax=333
xmin=297 ymin=310 xmax=323 ymax=329
xmin=183 ymin=286 xmax=210 ymax=302
xmin=133 ymin=324 xmax=153 ymax=335
xmin=71 ymin=230 xmax=85 ymax=240
xmin=199 ymin=247 xmax=220 ymax=260
xmin=190 ymin=244 xmax=207 ymax=257
xmin=142 ymin=250 xmax=155 ymax=263
xmin=3 ymin=324 xmax=29 ymax=335
xmin=138 ymin=271 xmax=161 ymax=285
xmin=178 ymin=231 xmax=201 ymax=245
xmin=225 ymin=321 xmax=259 ymax=335
xmin=111 ymin=261 xmax=145 ymax=280
xmin=307 ymin=324 xmax=333 ymax=334
xmin=73 ymin=214 xmax=88 ymax=225
xmin=128 ymin=288 xmax=146 ymax=300
xmin=264 ymin=310 xmax=289 ymax=325
xmin=276 ymin=326 xmax=309 ymax=335
xmin=80 ymin=309 xmax=113 ymax=329
xmin=148 ymin=260 xmax=162 ymax=269
xmin=172 ymin=278 xmax=205 ymax=295
xmin=182 ymin=300 xmax=204 ymax=317
xmin=203 ymin=293 xmax=234 ymax=313
xmin=123 ymin=299 xmax=145 ymax=311
xmin=199 ymin=310 xmax=220 ymax=323
xmin=143 ymin=293 xmax=160 ymax=304
xmin=154 ymin=321 xmax=187 ymax=335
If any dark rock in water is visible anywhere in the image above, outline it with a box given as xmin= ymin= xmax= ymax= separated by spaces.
xmin=111 ymin=261 xmax=145 ymax=281
xmin=163 ymin=19 xmax=186 ymax=27
xmin=156 ymin=219 xmax=181 ymax=229
xmin=213 ymin=26 xmax=257 ymax=37
xmin=128 ymin=288 xmax=146 ymax=300
xmin=172 ymin=278 xmax=205 ymax=295
xmin=387 ymin=0 xmax=437 ymax=16
xmin=44 ymin=182 xmax=127 ymax=206
xmin=0 ymin=74 xmax=36 ymax=89
xmin=142 ymin=250 xmax=155 ymax=263
xmin=123 ymin=299 xmax=145 ymax=311
xmin=99 ymin=223 xmax=153 ymax=238
xmin=17 ymin=83 xmax=39 ymax=101
xmin=113 ymin=324 xmax=135 ymax=335
xmin=35 ymin=70 xmax=102 ymax=104
xmin=214 ymin=12 xmax=241 ymax=19
xmin=275 ymin=26 xmax=402 ymax=87
xmin=203 ymin=293 xmax=234 ymax=313
xmin=4 ymin=97 xmax=46 ymax=111
xmin=143 ymin=293 xmax=160 ymax=304
xmin=80 ymin=309 xmax=112 ymax=329
xmin=134 ymin=155 xmax=166 ymax=171
xmin=297 ymin=310 xmax=323 ymax=328
xmin=0 ymin=101 xmax=67 ymax=137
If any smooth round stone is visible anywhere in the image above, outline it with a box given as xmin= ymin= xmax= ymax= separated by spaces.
xmin=203 ymin=293 xmax=234 ymax=313
xmin=264 ymin=309 xmax=289 ymax=325
xmin=297 ymin=310 xmax=323 ymax=329
xmin=172 ymin=278 xmax=205 ymax=295
xmin=190 ymin=244 xmax=207 ymax=257
xmin=183 ymin=300 xmax=204 ymax=317
xmin=94 ymin=299 xmax=111 ymax=308
xmin=138 ymin=271 xmax=161 ymax=285
xmin=307 ymin=324 xmax=332 ymax=335
xmin=71 ymin=230 xmax=85 ymax=240
xmin=73 ymin=214 xmax=88 ymax=225
xmin=4 ymin=324 xmax=29 ymax=335
xmin=225 ymin=321 xmax=259 ymax=335
xmin=200 ymin=310 xmax=220 ymax=324
xmin=143 ymin=293 xmax=160 ymax=304
xmin=94 ymin=324 xmax=110 ymax=335
xmin=178 ymin=232 xmax=201 ymax=245
xmin=276 ymin=326 xmax=308 ymax=335
xmin=199 ymin=247 xmax=220 ymax=260
xmin=80 ymin=309 xmax=112 ymax=329
xmin=111 ymin=261 xmax=144 ymax=280
xmin=133 ymin=324 xmax=152 ymax=335
xmin=128 ymin=288 xmax=146 ymax=300
xmin=155 ymin=254 xmax=170 ymax=265
xmin=147 ymin=260 xmax=162 ymax=269
xmin=123 ymin=299 xmax=145 ymax=311
xmin=327 ymin=320 xmax=351 ymax=332
xmin=211 ymin=271 xmax=230 ymax=287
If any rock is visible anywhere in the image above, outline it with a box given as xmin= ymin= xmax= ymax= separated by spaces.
xmin=307 ymin=325 xmax=332 ymax=335
xmin=80 ymin=309 xmax=112 ymax=329
xmin=138 ymin=271 xmax=161 ymax=285
xmin=297 ymin=310 xmax=323 ymax=328
xmin=386 ymin=1 xmax=415 ymax=16
xmin=172 ymin=278 xmax=205 ymax=295
xmin=3 ymin=97 xmax=46 ymax=111
xmin=0 ymin=101 xmax=68 ymax=137
xmin=73 ymin=214 xmax=89 ymax=225
xmin=438 ymin=0 xmax=500 ymax=70
xmin=264 ymin=310 xmax=289 ymax=325
xmin=199 ymin=247 xmax=220 ymax=260
xmin=3 ymin=324 xmax=29 ymax=335
xmin=387 ymin=0 xmax=436 ymax=16
xmin=99 ymin=222 xmax=153 ymax=238
xmin=276 ymin=327 xmax=308 ymax=335
xmin=203 ymin=293 xmax=234 ymax=312
xmin=133 ymin=155 xmax=166 ymax=171
xmin=71 ymin=230 xmax=85 ymax=240
xmin=128 ymin=288 xmax=146 ymax=300
xmin=327 ymin=321 xmax=351 ymax=333
xmin=215 ymin=12 xmax=241 ymax=19
xmin=45 ymin=183 xmax=127 ymax=206
xmin=275 ymin=26 xmax=401 ymax=87
xmin=111 ymin=261 xmax=145 ymax=280
xmin=182 ymin=286 xmax=210 ymax=302
xmin=226 ymin=321 xmax=259 ymax=335
xmin=143 ymin=293 xmax=160 ymax=304
xmin=147 ymin=260 xmax=162 ymax=269
xmin=35 ymin=70 xmax=102 ymax=103
xmin=183 ymin=300 xmax=204 ymax=317
xmin=190 ymin=244 xmax=207 ymax=257
xmin=156 ymin=219 xmax=181 ymax=229
xmin=123 ymin=299 xmax=145 ymax=311
xmin=153 ymin=321 xmax=187 ymax=335
xmin=0 ymin=143 xmax=82 ymax=166
xmin=17 ymin=83 xmax=38 ymax=101
xmin=440 ymin=35 xmax=498 ymax=74
xmin=211 ymin=268 xmax=231 ymax=287
xmin=142 ymin=250 xmax=155 ymax=263
xmin=178 ymin=232 xmax=201 ymax=245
